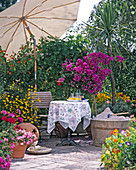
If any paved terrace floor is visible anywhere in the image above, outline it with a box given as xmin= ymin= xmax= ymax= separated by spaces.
xmin=10 ymin=135 xmax=104 ymax=170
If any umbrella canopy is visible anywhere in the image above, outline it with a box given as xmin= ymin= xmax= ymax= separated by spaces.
xmin=0 ymin=0 xmax=80 ymax=55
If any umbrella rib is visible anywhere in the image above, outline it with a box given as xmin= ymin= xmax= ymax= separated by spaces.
xmin=2 ymin=20 xmax=19 ymax=37
xmin=26 ymin=19 xmax=54 ymax=38
xmin=0 ymin=16 xmax=19 ymax=18
xmin=6 ymin=22 xmax=21 ymax=52
xmin=28 ymin=17 xmax=76 ymax=21
xmin=22 ymin=0 xmax=27 ymax=16
xmin=26 ymin=0 xmax=47 ymax=16
xmin=0 ymin=20 xmax=18 ymax=28
xmin=27 ymin=0 xmax=79 ymax=18
xmin=23 ymin=22 xmax=28 ymax=42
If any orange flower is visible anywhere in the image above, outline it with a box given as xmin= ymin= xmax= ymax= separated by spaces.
xmin=111 ymin=130 xmax=114 ymax=134
xmin=9 ymin=65 xmax=11 ymax=67
xmin=127 ymin=131 xmax=130 ymax=136
xmin=29 ymin=71 xmax=31 ymax=74
xmin=113 ymin=138 xmax=118 ymax=142
xmin=114 ymin=129 xmax=118 ymax=135
xmin=9 ymin=72 xmax=11 ymax=74
xmin=112 ymin=148 xmax=115 ymax=153
xmin=12 ymin=64 xmax=14 ymax=67
xmin=17 ymin=61 xmax=20 ymax=63
xmin=24 ymin=60 xmax=26 ymax=63
xmin=0 ymin=51 xmax=2 ymax=52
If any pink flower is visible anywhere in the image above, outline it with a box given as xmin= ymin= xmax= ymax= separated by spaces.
xmin=16 ymin=109 xmax=21 ymax=114
xmin=27 ymin=141 xmax=30 ymax=145
xmin=1 ymin=110 xmax=8 ymax=115
xmin=106 ymin=100 xmax=110 ymax=104
xmin=8 ymin=112 xmax=15 ymax=117
xmin=10 ymin=143 xmax=15 ymax=149
xmin=126 ymin=100 xmax=130 ymax=103
xmin=4 ymin=138 xmax=8 ymax=142
xmin=0 ymin=140 xmax=2 ymax=143
xmin=133 ymin=119 xmax=136 ymax=122
xmin=130 ymin=114 xmax=134 ymax=118
xmin=17 ymin=117 xmax=23 ymax=122
xmin=0 ymin=157 xmax=3 ymax=164
xmin=131 ymin=103 xmax=135 ymax=107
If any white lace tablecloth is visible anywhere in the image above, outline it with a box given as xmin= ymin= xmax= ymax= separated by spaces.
xmin=47 ymin=101 xmax=91 ymax=133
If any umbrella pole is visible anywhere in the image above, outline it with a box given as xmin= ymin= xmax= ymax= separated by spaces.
xmin=21 ymin=18 xmax=37 ymax=91
xmin=33 ymin=38 xmax=37 ymax=91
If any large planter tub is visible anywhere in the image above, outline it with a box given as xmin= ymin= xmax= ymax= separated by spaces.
xmin=91 ymin=119 xmax=129 ymax=147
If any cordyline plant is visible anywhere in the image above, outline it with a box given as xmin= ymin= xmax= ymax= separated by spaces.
xmin=58 ymin=52 xmax=124 ymax=96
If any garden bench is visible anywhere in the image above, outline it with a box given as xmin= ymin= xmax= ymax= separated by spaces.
xmin=30 ymin=91 xmax=52 ymax=141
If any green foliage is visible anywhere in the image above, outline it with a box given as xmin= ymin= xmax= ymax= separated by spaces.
xmin=0 ymin=0 xmax=17 ymax=12
xmin=82 ymin=0 xmax=136 ymax=99
xmin=0 ymin=35 xmax=89 ymax=101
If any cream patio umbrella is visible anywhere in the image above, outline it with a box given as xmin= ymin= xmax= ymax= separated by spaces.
xmin=0 ymin=0 xmax=80 ymax=90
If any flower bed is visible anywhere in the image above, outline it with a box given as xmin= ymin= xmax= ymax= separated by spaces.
xmin=101 ymin=115 xmax=136 ymax=169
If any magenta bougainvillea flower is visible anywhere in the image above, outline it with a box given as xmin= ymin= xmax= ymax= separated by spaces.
xmin=58 ymin=52 xmax=124 ymax=95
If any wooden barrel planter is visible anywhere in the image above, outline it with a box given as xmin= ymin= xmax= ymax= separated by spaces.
xmin=91 ymin=119 xmax=129 ymax=147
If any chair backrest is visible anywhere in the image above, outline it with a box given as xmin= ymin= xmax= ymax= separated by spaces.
xmin=30 ymin=91 xmax=52 ymax=108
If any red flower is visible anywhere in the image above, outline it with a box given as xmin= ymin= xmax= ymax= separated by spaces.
xmin=116 ymin=149 xmax=120 ymax=153
xmin=17 ymin=61 xmax=20 ymax=63
xmin=14 ymin=125 xmax=22 ymax=130
xmin=29 ymin=58 xmax=31 ymax=61
xmin=0 ymin=51 xmax=2 ymax=53
xmin=57 ymin=81 xmax=61 ymax=86
xmin=1 ymin=116 xmax=8 ymax=122
xmin=8 ymin=117 xmax=15 ymax=124
xmin=111 ymin=130 xmax=114 ymax=134
xmin=24 ymin=60 xmax=26 ymax=63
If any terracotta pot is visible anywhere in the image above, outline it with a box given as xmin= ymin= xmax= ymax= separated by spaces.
xmin=18 ymin=123 xmax=39 ymax=147
xmin=54 ymin=123 xmax=69 ymax=138
xmin=12 ymin=143 xmax=27 ymax=158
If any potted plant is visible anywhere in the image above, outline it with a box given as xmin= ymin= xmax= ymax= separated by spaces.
xmin=12 ymin=125 xmax=37 ymax=158
xmin=0 ymin=110 xmax=37 ymax=169
xmin=101 ymin=115 xmax=136 ymax=169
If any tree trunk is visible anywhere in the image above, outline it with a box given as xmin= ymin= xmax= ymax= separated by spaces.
xmin=108 ymin=41 xmax=116 ymax=106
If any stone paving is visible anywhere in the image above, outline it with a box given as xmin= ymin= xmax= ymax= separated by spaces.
xmin=10 ymin=135 xmax=104 ymax=170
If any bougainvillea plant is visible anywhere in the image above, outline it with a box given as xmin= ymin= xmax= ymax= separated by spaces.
xmin=58 ymin=52 xmax=124 ymax=96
